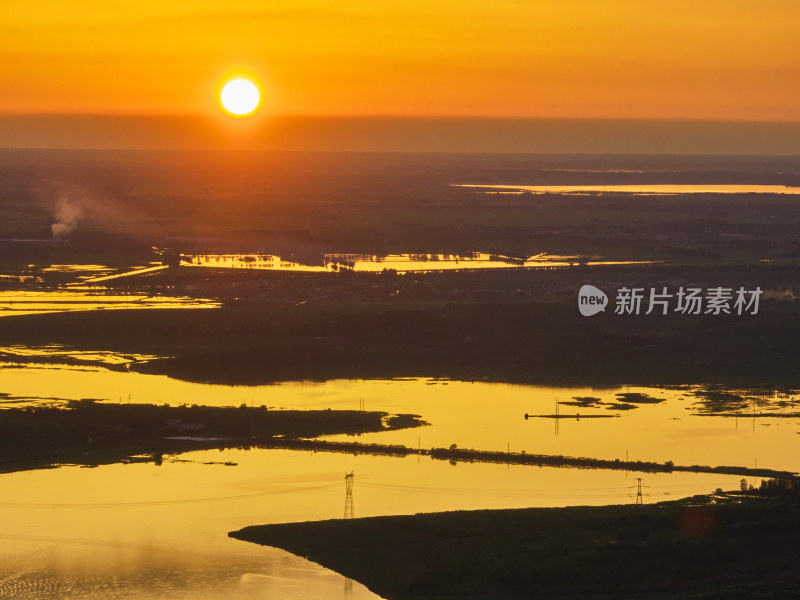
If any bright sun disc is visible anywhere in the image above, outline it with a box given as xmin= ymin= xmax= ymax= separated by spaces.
xmin=220 ymin=78 xmax=260 ymax=116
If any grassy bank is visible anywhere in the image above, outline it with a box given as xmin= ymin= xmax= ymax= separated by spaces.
xmin=0 ymin=400 xmax=424 ymax=473
xmin=231 ymin=494 xmax=800 ymax=599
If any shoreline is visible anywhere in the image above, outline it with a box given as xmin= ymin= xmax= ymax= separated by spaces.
xmin=230 ymin=491 xmax=800 ymax=599
xmin=265 ymin=437 xmax=796 ymax=479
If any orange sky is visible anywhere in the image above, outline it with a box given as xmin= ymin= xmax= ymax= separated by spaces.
xmin=2 ymin=0 xmax=799 ymax=121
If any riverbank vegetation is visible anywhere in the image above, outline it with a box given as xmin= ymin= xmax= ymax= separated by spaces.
xmin=0 ymin=400 xmax=424 ymax=473
xmin=231 ymin=490 xmax=800 ymax=599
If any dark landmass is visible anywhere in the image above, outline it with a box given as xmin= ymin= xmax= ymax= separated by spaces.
xmin=231 ymin=490 xmax=800 ymax=599
xmin=3 ymin=150 xmax=800 ymax=390
xmin=0 ymin=400 xmax=424 ymax=473
xmin=606 ymin=402 xmax=638 ymax=410
xmin=697 ymin=412 xmax=800 ymax=419
xmin=564 ymin=396 xmax=604 ymax=407
xmin=615 ymin=392 xmax=666 ymax=404
xmin=2 ymin=283 xmax=800 ymax=390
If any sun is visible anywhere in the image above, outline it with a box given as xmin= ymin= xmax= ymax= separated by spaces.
xmin=219 ymin=78 xmax=261 ymax=117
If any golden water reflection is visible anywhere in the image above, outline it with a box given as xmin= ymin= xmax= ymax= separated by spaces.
xmin=0 ymin=448 xmax=741 ymax=599
xmin=456 ymin=183 xmax=800 ymax=195
xmin=182 ymin=252 xmax=655 ymax=273
xmin=0 ymin=345 xmax=161 ymax=366
xmin=2 ymin=366 xmax=797 ymax=475
xmin=2 ymin=365 xmax=786 ymax=598
xmin=0 ymin=290 xmax=220 ymax=317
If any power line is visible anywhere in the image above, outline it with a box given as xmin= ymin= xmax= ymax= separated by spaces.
xmin=0 ymin=482 xmax=340 ymax=509
xmin=361 ymin=481 xmax=718 ymax=494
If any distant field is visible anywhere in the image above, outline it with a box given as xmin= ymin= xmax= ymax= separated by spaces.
xmin=2 ymin=270 xmax=800 ymax=388
xmin=3 ymin=150 xmax=800 ymax=388
xmin=2 ymin=150 xmax=800 ymax=263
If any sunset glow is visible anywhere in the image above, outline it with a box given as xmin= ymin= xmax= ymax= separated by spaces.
xmin=1 ymin=1 xmax=799 ymax=122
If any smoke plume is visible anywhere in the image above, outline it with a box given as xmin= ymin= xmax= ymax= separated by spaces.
xmin=51 ymin=194 xmax=85 ymax=239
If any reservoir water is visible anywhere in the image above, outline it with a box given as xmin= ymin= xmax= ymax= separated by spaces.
xmin=2 ymin=363 xmax=798 ymax=598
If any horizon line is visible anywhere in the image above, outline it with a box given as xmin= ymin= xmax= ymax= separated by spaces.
xmin=2 ymin=148 xmax=799 ymax=158
xmin=3 ymin=113 xmax=800 ymax=125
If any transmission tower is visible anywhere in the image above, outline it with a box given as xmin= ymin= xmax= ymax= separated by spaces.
xmin=343 ymin=472 xmax=356 ymax=597
xmin=554 ymin=397 xmax=560 ymax=436
xmin=344 ymin=471 xmax=355 ymax=519
xmin=634 ymin=477 xmax=644 ymax=505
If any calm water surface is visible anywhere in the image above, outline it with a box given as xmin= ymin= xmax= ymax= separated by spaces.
xmin=3 ymin=365 xmax=798 ymax=471
xmin=0 ymin=446 xmax=743 ymax=599
xmin=1 ymin=363 xmax=797 ymax=598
